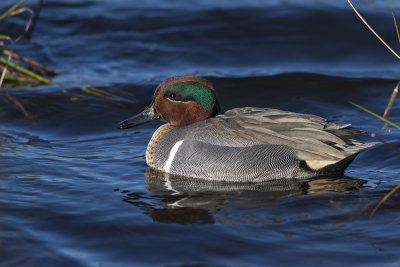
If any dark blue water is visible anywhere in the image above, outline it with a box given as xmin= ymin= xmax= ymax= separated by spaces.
xmin=1 ymin=0 xmax=400 ymax=266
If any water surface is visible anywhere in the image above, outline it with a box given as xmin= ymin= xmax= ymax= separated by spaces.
xmin=1 ymin=0 xmax=400 ymax=266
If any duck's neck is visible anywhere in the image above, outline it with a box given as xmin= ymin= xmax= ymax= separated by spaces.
xmin=146 ymin=124 xmax=175 ymax=169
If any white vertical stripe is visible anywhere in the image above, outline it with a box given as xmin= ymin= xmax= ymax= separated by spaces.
xmin=164 ymin=140 xmax=184 ymax=173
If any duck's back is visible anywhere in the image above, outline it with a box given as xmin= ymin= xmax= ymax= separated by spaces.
xmin=146 ymin=107 xmax=375 ymax=181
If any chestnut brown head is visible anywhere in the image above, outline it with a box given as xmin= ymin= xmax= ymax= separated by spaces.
xmin=117 ymin=75 xmax=220 ymax=129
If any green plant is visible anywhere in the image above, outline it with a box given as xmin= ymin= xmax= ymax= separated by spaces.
xmin=347 ymin=0 xmax=400 ymax=218
xmin=0 ymin=0 xmax=58 ymax=88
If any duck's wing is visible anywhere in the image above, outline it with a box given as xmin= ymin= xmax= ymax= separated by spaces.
xmin=185 ymin=107 xmax=375 ymax=162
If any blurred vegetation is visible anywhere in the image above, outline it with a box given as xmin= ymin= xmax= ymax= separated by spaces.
xmin=0 ymin=0 xmax=59 ymax=88
xmin=0 ymin=1 xmax=129 ymax=118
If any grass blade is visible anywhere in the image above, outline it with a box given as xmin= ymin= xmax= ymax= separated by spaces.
xmin=394 ymin=13 xmax=400 ymax=45
xmin=370 ymin=184 xmax=400 ymax=217
xmin=4 ymin=74 xmax=36 ymax=83
xmin=0 ymin=35 xmax=11 ymax=40
xmin=0 ymin=57 xmax=51 ymax=84
xmin=349 ymin=101 xmax=400 ymax=130
xmin=0 ymin=0 xmax=27 ymax=22
xmin=81 ymin=87 xmax=119 ymax=98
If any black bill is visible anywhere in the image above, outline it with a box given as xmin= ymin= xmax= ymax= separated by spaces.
xmin=117 ymin=103 xmax=161 ymax=129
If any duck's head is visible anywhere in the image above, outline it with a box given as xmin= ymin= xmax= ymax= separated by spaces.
xmin=117 ymin=75 xmax=220 ymax=129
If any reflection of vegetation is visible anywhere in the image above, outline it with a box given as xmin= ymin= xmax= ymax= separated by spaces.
xmin=0 ymin=0 xmax=59 ymax=88
xmin=347 ymin=0 xmax=400 ymax=217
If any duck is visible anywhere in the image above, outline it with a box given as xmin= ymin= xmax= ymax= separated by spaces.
xmin=117 ymin=75 xmax=375 ymax=182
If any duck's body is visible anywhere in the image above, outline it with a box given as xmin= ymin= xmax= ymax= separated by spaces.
xmin=118 ymin=76 xmax=375 ymax=182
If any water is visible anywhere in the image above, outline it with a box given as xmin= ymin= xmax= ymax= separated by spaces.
xmin=1 ymin=0 xmax=400 ymax=266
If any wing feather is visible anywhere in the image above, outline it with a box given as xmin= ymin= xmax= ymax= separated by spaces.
xmin=180 ymin=107 xmax=372 ymax=161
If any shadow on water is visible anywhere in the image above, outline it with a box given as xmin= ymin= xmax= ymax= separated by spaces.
xmin=121 ymin=168 xmax=366 ymax=224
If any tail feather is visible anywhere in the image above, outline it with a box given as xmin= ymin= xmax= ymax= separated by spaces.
xmin=301 ymin=141 xmax=376 ymax=176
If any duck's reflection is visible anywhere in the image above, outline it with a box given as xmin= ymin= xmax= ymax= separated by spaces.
xmin=122 ymin=168 xmax=366 ymax=224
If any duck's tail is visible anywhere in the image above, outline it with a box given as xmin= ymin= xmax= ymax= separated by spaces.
xmin=318 ymin=141 xmax=376 ymax=175
xmin=300 ymin=139 xmax=376 ymax=176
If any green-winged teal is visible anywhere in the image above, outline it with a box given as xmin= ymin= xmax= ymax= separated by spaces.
xmin=118 ymin=75 xmax=375 ymax=182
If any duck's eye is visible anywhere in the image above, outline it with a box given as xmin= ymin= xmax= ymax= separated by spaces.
xmin=168 ymin=92 xmax=177 ymax=99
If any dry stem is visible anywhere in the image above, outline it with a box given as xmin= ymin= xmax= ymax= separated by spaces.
xmin=347 ymin=0 xmax=400 ymax=60
xmin=382 ymin=81 xmax=400 ymax=131
xmin=2 ymin=49 xmax=60 ymax=76
xmin=371 ymin=133 xmax=400 ymax=153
